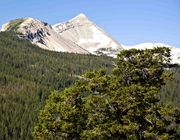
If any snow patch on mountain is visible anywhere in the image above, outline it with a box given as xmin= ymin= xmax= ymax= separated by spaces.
xmin=1 ymin=22 xmax=10 ymax=31
xmin=123 ymin=43 xmax=180 ymax=64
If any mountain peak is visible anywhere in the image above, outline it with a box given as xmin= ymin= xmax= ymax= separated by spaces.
xmin=53 ymin=13 xmax=123 ymax=55
xmin=73 ymin=13 xmax=88 ymax=20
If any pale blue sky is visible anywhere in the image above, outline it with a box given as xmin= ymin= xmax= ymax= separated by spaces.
xmin=1 ymin=0 xmax=180 ymax=47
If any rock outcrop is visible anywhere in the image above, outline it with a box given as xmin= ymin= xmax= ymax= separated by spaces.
xmin=1 ymin=18 xmax=89 ymax=54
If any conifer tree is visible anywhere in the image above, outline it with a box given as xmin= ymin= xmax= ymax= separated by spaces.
xmin=33 ymin=47 xmax=180 ymax=140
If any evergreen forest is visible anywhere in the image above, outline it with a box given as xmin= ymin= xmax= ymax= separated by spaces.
xmin=0 ymin=32 xmax=113 ymax=140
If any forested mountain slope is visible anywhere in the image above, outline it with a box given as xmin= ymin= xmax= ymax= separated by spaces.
xmin=159 ymin=70 xmax=180 ymax=108
xmin=0 ymin=32 xmax=114 ymax=140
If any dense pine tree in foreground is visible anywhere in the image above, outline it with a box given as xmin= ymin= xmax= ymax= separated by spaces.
xmin=34 ymin=47 xmax=180 ymax=139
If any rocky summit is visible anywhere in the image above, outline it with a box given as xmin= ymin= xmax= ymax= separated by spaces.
xmin=53 ymin=13 xmax=123 ymax=56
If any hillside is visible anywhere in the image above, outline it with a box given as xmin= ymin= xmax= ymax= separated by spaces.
xmin=0 ymin=32 xmax=114 ymax=140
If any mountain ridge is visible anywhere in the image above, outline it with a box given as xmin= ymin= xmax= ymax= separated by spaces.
xmin=1 ymin=14 xmax=180 ymax=64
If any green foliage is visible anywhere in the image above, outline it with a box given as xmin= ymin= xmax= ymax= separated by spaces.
xmin=6 ymin=18 xmax=25 ymax=32
xmin=159 ymin=70 xmax=180 ymax=108
xmin=34 ymin=48 xmax=180 ymax=139
xmin=0 ymin=32 xmax=114 ymax=140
